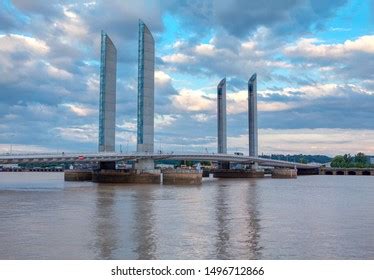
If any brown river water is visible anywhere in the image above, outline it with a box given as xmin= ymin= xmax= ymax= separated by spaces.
xmin=0 ymin=172 xmax=373 ymax=259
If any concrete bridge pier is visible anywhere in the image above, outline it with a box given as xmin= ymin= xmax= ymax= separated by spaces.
xmin=64 ymin=170 xmax=92 ymax=181
xmin=135 ymin=159 xmax=155 ymax=171
xmin=162 ymin=170 xmax=202 ymax=185
xmin=213 ymin=168 xmax=264 ymax=178
xmin=272 ymin=168 xmax=297 ymax=178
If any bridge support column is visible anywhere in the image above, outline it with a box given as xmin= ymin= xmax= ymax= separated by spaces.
xmin=250 ymin=162 xmax=259 ymax=170
xmin=213 ymin=169 xmax=264 ymax=178
xmin=64 ymin=170 xmax=92 ymax=181
xmin=92 ymin=169 xmax=160 ymax=184
xmin=272 ymin=168 xmax=297 ymax=179
xmin=162 ymin=170 xmax=202 ymax=185
xmin=135 ymin=159 xmax=154 ymax=171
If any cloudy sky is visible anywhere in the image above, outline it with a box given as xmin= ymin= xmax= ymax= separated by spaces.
xmin=0 ymin=0 xmax=373 ymax=156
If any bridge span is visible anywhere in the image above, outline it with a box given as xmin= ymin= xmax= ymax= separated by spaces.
xmin=0 ymin=152 xmax=318 ymax=170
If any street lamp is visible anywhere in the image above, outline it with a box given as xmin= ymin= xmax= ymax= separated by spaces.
xmin=10 ymin=134 xmax=15 ymax=155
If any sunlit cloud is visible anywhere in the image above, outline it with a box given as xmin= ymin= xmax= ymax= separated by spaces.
xmin=62 ymin=104 xmax=96 ymax=117
xmin=284 ymin=35 xmax=374 ymax=58
xmin=0 ymin=34 xmax=50 ymax=54
xmin=0 ymin=0 xmax=372 ymax=154
xmin=170 ymin=89 xmax=215 ymax=112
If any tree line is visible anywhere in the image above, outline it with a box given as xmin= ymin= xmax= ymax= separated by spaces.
xmin=330 ymin=153 xmax=372 ymax=168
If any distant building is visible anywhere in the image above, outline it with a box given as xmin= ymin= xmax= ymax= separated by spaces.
xmin=98 ymin=31 xmax=117 ymax=152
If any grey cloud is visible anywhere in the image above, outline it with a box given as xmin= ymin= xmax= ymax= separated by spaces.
xmin=166 ymin=0 xmax=348 ymax=38
xmin=0 ymin=7 xmax=18 ymax=31
xmin=11 ymin=0 xmax=62 ymax=18
xmin=213 ymin=0 xmax=300 ymax=37
xmin=259 ymin=88 xmax=374 ymax=130
xmin=0 ymin=0 xmax=371 ymax=153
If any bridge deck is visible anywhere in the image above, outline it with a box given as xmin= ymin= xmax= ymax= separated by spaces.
xmin=0 ymin=152 xmax=319 ymax=169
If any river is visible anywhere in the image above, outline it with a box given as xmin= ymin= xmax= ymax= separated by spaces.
xmin=0 ymin=172 xmax=373 ymax=259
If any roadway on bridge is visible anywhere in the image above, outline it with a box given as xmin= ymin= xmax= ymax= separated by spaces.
xmin=0 ymin=152 xmax=318 ymax=169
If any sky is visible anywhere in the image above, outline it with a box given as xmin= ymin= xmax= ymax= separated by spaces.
xmin=0 ymin=0 xmax=373 ymax=156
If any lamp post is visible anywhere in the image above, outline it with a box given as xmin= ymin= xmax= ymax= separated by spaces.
xmin=10 ymin=134 xmax=15 ymax=155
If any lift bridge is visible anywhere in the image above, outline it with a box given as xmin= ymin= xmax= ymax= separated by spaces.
xmin=0 ymin=152 xmax=319 ymax=171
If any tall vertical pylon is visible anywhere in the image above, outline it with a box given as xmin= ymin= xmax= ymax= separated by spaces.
xmin=248 ymin=73 xmax=258 ymax=158
xmin=136 ymin=20 xmax=155 ymax=170
xmin=98 ymin=31 xmax=117 ymax=153
xmin=217 ymin=78 xmax=227 ymax=154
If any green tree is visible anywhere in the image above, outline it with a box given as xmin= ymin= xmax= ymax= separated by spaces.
xmin=343 ymin=154 xmax=353 ymax=167
xmin=331 ymin=153 xmax=370 ymax=168
xmin=331 ymin=155 xmax=345 ymax=168
xmin=354 ymin=152 xmax=369 ymax=168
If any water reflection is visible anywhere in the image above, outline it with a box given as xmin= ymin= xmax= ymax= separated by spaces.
xmin=2 ymin=173 xmax=373 ymax=259
xmin=94 ymin=185 xmax=118 ymax=259
xmin=245 ymin=180 xmax=261 ymax=259
xmin=132 ymin=186 xmax=157 ymax=259
xmin=214 ymin=180 xmax=261 ymax=259
xmin=215 ymin=183 xmax=231 ymax=259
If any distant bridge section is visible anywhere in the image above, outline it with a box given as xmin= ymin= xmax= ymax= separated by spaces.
xmin=0 ymin=152 xmax=319 ymax=170
xmin=320 ymin=167 xmax=374 ymax=176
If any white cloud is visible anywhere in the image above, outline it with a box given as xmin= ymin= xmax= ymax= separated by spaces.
xmin=261 ymin=84 xmax=341 ymax=99
xmin=227 ymin=90 xmax=297 ymax=114
xmin=0 ymin=34 xmax=50 ymax=54
xmin=170 ymin=87 xmax=300 ymax=115
xmin=259 ymin=128 xmax=374 ymax=155
xmin=192 ymin=113 xmax=211 ymax=122
xmin=162 ymin=53 xmax=193 ymax=64
xmin=155 ymin=70 xmax=171 ymax=85
xmin=116 ymin=131 xmax=137 ymax=147
xmin=86 ymin=74 xmax=99 ymax=94
xmin=46 ymin=63 xmax=73 ymax=80
xmin=117 ymin=120 xmax=137 ymax=131
xmin=62 ymin=104 xmax=96 ymax=117
xmin=284 ymin=35 xmax=374 ymax=58
xmin=0 ymin=144 xmax=55 ymax=154
xmin=227 ymin=129 xmax=374 ymax=156
xmin=155 ymin=114 xmax=178 ymax=129
xmin=195 ymin=43 xmax=215 ymax=56
xmin=170 ymin=88 xmax=215 ymax=112
xmin=55 ymin=5 xmax=89 ymax=41
xmin=55 ymin=124 xmax=97 ymax=143
xmin=258 ymin=102 xmax=297 ymax=112
xmin=240 ymin=41 xmax=256 ymax=51
xmin=173 ymin=40 xmax=186 ymax=49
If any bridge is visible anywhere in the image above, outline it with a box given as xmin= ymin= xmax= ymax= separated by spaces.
xmin=0 ymin=152 xmax=318 ymax=170
xmin=320 ymin=167 xmax=374 ymax=176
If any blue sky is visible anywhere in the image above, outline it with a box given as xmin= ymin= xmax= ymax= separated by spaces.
xmin=0 ymin=0 xmax=373 ymax=156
